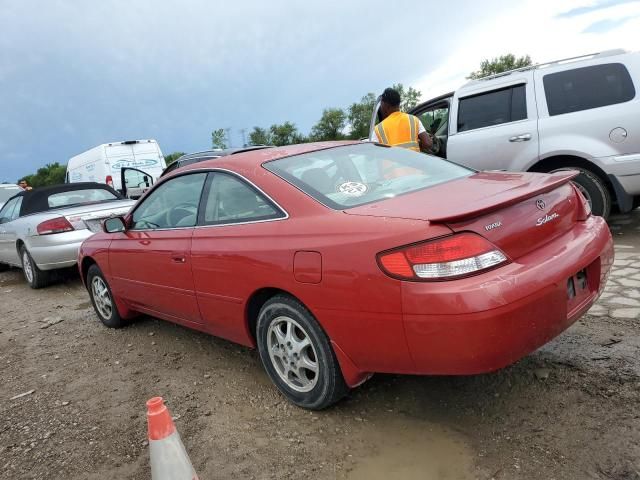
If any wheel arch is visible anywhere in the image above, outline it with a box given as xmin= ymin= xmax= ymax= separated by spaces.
xmin=528 ymin=154 xmax=612 ymax=189
xmin=80 ymin=256 xmax=97 ymax=287
xmin=245 ymin=287 xmax=299 ymax=345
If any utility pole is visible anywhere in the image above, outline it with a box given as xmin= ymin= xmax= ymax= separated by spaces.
xmin=225 ymin=127 xmax=232 ymax=148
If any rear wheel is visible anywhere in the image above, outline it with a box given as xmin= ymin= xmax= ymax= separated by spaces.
xmin=87 ymin=264 xmax=127 ymax=328
xmin=20 ymin=246 xmax=50 ymax=289
xmin=256 ymin=295 xmax=348 ymax=410
xmin=551 ymin=167 xmax=611 ymax=219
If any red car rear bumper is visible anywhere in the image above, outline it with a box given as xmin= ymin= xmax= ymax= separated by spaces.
xmin=401 ymin=216 xmax=613 ymax=375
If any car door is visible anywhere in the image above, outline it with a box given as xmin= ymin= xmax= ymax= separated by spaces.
xmin=190 ymin=171 xmax=287 ymax=343
xmin=0 ymin=196 xmax=23 ymax=265
xmin=121 ymin=167 xmax=154 ymax=199
xmin=108 ymin=172 xmax=207 ymax=325
xmin=446 ymin=78 xmax=539 ymax=172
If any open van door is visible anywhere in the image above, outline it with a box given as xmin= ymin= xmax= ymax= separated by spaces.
xmin=368 ymin=96 xmax=382 ymax=141
xmin=121 ymin=167 xmax=154 ymax=199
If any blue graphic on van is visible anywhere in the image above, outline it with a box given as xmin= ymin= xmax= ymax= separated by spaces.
xmin=86 ymin=164 xmax=95 ymax=172
xmin=110 ymin=158 xmax=159 ymax=171
xmin=71 ymin=172 xmax=82 ymax=181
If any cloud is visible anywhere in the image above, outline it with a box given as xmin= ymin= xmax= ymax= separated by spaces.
xmin=583 ymin=15 xmax=637 ymax=31
xmin=557 ymin=0 xmax=639 ymax=17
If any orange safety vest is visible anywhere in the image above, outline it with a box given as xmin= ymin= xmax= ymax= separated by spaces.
xmin=374 ymin=111 xmax=421 ymax=152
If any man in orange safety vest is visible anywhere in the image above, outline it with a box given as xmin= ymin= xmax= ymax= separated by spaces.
xmin=372 ymin=87 xmax=432 ymax=153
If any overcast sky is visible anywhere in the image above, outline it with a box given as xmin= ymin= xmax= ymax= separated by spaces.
xmin=1 ymin=0 xmax=639 ymax=182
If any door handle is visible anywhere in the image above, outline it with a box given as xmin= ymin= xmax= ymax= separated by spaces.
xmin=171 ymin=255 xmax=186 ymax=264
xmin=509 ymin=133 xmax=532 ymax=142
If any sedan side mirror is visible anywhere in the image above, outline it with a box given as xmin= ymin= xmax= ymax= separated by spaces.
xmin=103 ymin=216 xmax=126 ymax=233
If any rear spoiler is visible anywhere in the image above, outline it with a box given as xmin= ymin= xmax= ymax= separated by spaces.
xmin=429 ymin=171 xmax=578 ymax=223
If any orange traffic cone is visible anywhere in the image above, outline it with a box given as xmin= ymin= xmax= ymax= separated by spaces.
xmin=146 ymin=396 xmax=199 ymax=480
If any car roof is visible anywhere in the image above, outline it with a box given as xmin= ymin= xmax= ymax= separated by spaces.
xmin=176 ymin=145 xmax=273 ymax=163
xmin=176 ymin=141 xmax=362 ymax=175
xmin=14 ymin=182 xmax=124 ymax=216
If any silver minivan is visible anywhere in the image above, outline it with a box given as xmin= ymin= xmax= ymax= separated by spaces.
xmin=375 ymin=49 xmax=640 ymax=218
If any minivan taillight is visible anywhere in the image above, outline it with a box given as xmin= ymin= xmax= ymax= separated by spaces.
xmin=106 ymin=175 xmax=114 ymax=188
xmin=37 ymin=217 xmax=75 ymax=235
xmin=378 ymin=233 xmax=508 ymax=281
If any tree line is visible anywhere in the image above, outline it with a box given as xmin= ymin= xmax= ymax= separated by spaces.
xmin=16 ymin=54 xmax=532 ymax=184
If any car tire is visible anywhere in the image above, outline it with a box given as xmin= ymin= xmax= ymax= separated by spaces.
xmin=256 ymin=295 xmax=348 ymax=410
xmin=0 ymin=263 xmax=9 ymax=272
xmin=551 ymin=167 xmax=611 ymax=219
xmin=20 ymin=246 xmax=50 ymax=289
xmin=87 ymin=264 xmax=127 ymax=328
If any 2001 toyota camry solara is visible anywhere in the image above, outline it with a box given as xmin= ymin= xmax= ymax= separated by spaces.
xmin=78 ymin=142 xmax=613 ymax=409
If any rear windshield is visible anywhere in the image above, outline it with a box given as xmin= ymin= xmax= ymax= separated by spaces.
xmin=47 ymin=188 xmax=118 ymax=208
xmin=0 ymin=186 xmax=22 ymax=202
xmin=263 ymin=144 xmax=472 ymax=209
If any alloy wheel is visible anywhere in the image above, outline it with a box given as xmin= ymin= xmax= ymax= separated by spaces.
xmin=22 ymin=251 xmax=33 ymax=283
xmin=91 ymin=276 xmax=113 ymax=320
xmin=267 ymin=316 xmax=319 ymax=392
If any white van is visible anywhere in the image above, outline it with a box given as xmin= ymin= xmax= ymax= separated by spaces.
xmin=66 ymin=139 xmax=166 ymax=198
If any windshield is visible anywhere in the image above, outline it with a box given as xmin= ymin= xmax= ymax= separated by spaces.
xmin=263 ymin=144 xmax=472 ymax=209
xmin=0 ymin=186 xmax=22 ymax=202
xmin=47 ymin=188 xmax=118 ymax=208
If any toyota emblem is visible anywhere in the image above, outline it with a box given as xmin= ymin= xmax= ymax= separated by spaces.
xmin=536 ymin=199 xmax=546 ymax=210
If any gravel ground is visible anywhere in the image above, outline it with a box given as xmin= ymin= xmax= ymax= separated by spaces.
xmin=1 ymin=210 xmax=639 ymax=480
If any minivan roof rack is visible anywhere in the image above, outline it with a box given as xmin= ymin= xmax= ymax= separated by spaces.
xmin=462 ymin=49 xmax=628 ymax=86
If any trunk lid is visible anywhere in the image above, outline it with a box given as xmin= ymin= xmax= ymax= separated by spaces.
xmin=345 ymin=171 xmax=581 ymax=260
xmin=60 ymin=199 xmax=135 ymax=232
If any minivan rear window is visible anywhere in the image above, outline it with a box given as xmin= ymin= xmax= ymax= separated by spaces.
xmin=543 ymin=63 xmax=635 ymax=116
xmin=263 ymin=144 xmax=472 ymax=209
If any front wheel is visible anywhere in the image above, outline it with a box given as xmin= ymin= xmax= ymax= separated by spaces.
xmin=256 ymin=295 xmax=348 ymax=410
xmin=551 ymin=167 xmax=611 ymax=219
xmin=87 ymin=264 xmax=127 ymax=328
xmin=20 ymin=246 xmax=50 ymax=289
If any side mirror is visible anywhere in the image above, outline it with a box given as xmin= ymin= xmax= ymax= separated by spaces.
xmin=103 ymin=216 xmax=126 ymax=233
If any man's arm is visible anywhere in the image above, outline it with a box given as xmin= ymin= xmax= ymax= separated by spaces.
xmin=418 ymin=131 xmax=433 ymax=153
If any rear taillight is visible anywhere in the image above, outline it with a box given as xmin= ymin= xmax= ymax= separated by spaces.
xmin=378 ymin=233 xmax=508 ymax=281
xmin=571 ymin=183 xmax=591 ymax=221
xmin=106 ymin=175 xmax=114 ymax=188
xmin=37 ymin=217 xmax=75 ymax=235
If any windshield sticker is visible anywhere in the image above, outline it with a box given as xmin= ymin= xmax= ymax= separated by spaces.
xmin=337 ymin=181 xmax=368 ymax=197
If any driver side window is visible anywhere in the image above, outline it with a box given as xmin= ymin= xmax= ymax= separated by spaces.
xmin=131 ymin=173 xmax=206 ymax=230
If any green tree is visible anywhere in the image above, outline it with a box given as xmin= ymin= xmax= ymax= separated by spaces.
xmin=248 ymin=126 xmax=272 ymax=146
xmin=309 ymin=108 xmax=347 ymax=141
xmin=269 ymin=122 xmax=304 ymax=146
xmin=347 ymin=93 xmax=377 ymax=139
xmin=211 ymin=128 xmax=227 ymax=149
xmin=392 ymin=83 xmax=422 ymax=112
xmin=21 ymin=163 xmax=67 ymax=188
xmin=164 ymin=152 xmax=185 ymax=166
xmin=467 ymin=54 xmax=533 ymax=80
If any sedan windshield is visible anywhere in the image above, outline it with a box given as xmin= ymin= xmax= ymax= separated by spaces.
xmin=0 ymin=186 xmax=22 ymax=203
xmin=263 ymin=144 xmax=473 ymax=209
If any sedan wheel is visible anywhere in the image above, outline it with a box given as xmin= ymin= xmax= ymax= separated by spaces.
xmin=86 ymin=264 xmax=126 ymax=328
xmin=267 ymin=317 xmax=319 ymax=393
xmin=20 ymin=246 xmax=50 ymax=289
xmin=91 ymin=276 xmax=113 ymax=320
xmin=257 ymin=295 xmax=348 ymax=410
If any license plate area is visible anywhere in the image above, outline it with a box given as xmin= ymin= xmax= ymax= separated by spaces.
xmin=567 ymin=268 xmax=592 ymax=313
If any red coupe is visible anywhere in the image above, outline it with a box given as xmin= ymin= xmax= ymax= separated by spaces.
xmin=78 ymin=142 xmax=613 ymax=409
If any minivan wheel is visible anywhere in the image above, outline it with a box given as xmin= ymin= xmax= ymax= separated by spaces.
xmin=87 ymin=264 xmax=127 ymax=328
xmin=20 ymin=246 xmax=50 ymax=289
xmin=256 ymin=295 xmax=348 ymax=410
xmin=551 ymin=167 xmax=611 ymax=219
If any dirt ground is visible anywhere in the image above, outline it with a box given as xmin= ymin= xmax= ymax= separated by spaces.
xmin=1 ymin=210 xmax=640 ymax=480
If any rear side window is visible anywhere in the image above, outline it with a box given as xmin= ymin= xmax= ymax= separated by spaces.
xmin=543 ymin=63 xmax=635 ymax=116
xmin=457 ymin=84 xmax=527 ymax=132
xmin=202 ymin=173 xmax=284 ymax=225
